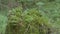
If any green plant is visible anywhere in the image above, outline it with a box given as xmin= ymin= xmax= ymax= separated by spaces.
xmin=5 ymin=7 xmax=52 ymax=34
xmin=0 ymin=14 xmax=7 ymax=34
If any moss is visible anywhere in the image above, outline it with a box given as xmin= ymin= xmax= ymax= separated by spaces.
xmin=5 ymin=7 xmax=52 ymax=34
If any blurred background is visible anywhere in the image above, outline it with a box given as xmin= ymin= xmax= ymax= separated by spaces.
xmin=0 ymin=0 xmax=60 ymax=34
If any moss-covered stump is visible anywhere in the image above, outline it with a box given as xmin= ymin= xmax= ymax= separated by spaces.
xmin=5 ymin=7 xmax=52 ymax=34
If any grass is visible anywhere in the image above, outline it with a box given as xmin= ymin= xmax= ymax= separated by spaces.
xmin=0 ymin=14 xmax=7 ymax=34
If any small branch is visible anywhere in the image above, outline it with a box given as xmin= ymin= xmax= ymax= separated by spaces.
xmin=24 ymin=24 xmax=30 ymax=34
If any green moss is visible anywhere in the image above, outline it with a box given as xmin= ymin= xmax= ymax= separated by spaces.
xmin=6 ymin=7 xmax=52 ymax=34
